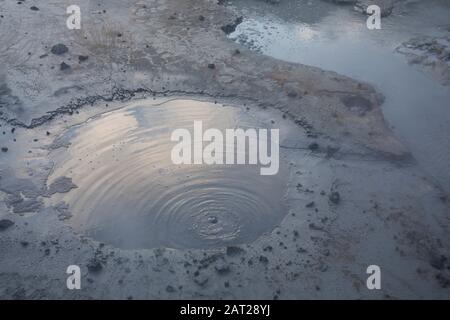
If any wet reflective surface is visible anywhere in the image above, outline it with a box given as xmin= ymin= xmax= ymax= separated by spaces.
xmin=48 ymin=99 xmax=289 ymax=249
xmin=229 ymin=0 xmax=450 ymax=193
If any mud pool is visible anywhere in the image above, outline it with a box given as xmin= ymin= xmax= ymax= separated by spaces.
xmin=47 ymin=99 xmax=291 ymax=249
xmin=229 ymin=0 xmax=450 ymax=193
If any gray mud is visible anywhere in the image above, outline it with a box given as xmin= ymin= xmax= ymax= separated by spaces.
xmin=0 ymin=0 xmax=449 ymax=299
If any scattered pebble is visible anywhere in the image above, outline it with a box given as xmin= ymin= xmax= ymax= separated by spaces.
xmin=0 ymin=219 xmax=15 ymax=231
xmin=60 ymin=62 xmax=71 ymax=71
xmin=50 ymin=43 xmax=68 ymax=55
xmin=329 ymin=192 xmax=341 ymax=205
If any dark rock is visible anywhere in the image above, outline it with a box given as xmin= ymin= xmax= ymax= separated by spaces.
xmin=0 ymin=219 xmax=14 ymax=231
xmin=309 ymin=223 xmax=324 ymax=231
xmin=78 ymin=55 xmax=89 ymax=62
xmin=50 ymin=43 xmax=68 ymax=55
xmin=259 ymin=255 xmax=269 ymax=264
xmin=221 ymin=16 xmax=243 ymax=35
xmin=1 ymin=147 xmax=8 ymax=152
xmin=207 ymin=63 xmax=216 ymax=69
xmin=306 ymin=201 xmax=315 ymax=208
xmin=308 ymin=142 xmax=319 ymax=151
xmin=30 ymin=6 xmax=39 ymax=11
xmin=87 ymin=258 xmax=103 ymax=273
xmin=329 ymin=192 xmax=341 ymax=204
xmin=287 ymin=90 xmax=298 ymax=98
xmin=60 ymin=62 xmax=71 ymax=71
xmin=166 ymin=285 xmax=175 ymax=293
xmin=198 ymin=15 xmax=205 ymax=21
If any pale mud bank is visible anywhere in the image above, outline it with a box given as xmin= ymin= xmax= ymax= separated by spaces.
xmin=0 ymin=0 xmax=449 ymax=299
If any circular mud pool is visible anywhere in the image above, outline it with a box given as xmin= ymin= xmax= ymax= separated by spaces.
xmin=47 ymin=99 xmax=289 ymax=249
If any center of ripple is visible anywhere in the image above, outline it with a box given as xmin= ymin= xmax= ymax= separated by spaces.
xmin=48 ymin=99 xmax=289 ymax=249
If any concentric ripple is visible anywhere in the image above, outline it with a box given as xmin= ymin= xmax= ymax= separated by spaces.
xmin=48 ymin=99 xmax=288 ymax=249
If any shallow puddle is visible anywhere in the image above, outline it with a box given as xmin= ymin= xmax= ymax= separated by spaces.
xmin=47 ymin=99 xmax=290 ymax=249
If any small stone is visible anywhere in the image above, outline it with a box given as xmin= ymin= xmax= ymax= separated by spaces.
xmin=308 ymin=142 xmax=319 ymax=151
xmin=30 ymin=6 xmax=39 ymax=11
xmin=306 ymin=201 xmax=315 ymax=208
xmin=78 ymin=55 xmax=89 ymax=62
xmin=0 ymin=219 xmax=14 ymax=231
xmin=329 ymin=192 xmax=341 ymax=205
xmin=51 ymin=43 xmax=68 ymax=55
xmin=198 ymin=15 xmax=205 ymax=21
xmin=87 ymin=258 xmax=103 ymax=273
xmin=208 ymin=216 xmax=218 ymax=224
xmin=1 ymin=147 xmax=8 ymax=152
xmin=207 ymin=63 xmax=216 ymax=69
xmin=259 ymin=255 xmax=269 ymax=264
xmin=60 ymin=62 xmax=71 ymax=71
xmin=166 ymin=285 xmax=175 ymax=293
xmin=309 ymin=223 xmax=323 ymax=231
xmin=287 ymin=90 xmax=298 ymax=98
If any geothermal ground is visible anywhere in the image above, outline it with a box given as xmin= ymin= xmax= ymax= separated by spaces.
xmin=0 ymin=0 xmax=449 ymax=299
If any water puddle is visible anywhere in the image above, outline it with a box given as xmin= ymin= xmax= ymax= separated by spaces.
xmin=229 ymin=0 xmax=450 ymax=193
xmin=47 ymin=99 xmax=290 ymax=250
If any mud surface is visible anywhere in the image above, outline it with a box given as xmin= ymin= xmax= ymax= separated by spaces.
xmin=0 ymin=0 xmax=449 ymax=299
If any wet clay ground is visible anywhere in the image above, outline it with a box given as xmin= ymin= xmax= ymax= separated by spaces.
xmin=0 ymin=0 xmax=449 ymax=299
